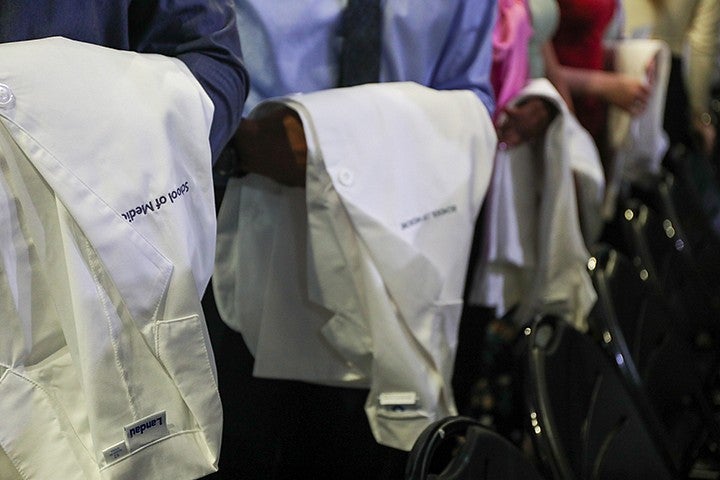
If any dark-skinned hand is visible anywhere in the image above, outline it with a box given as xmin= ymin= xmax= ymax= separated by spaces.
xmin=233 ymin=106 xmax=308 ymax=187
xmin=496 ymin=97 xmax=558 ymax=148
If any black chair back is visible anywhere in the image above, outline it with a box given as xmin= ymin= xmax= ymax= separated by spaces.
xmin=405 ymin=416 xmax=544 ymax=480
xmin=524 ymin=314 xmax=676 ymax=479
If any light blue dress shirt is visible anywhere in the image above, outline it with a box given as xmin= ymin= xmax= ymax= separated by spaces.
xmin=235 ymin=0 xmax=496 ymax=115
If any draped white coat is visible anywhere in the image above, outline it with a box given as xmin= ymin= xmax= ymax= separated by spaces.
xmin=467 ymin=78 xmax=604 ymax=331
xmin=214 ymin=82 xmax=496 ymax=451
xmin=0 ymin=37 xmax=220 ymax=479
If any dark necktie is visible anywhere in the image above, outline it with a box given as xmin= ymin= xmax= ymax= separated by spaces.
xmin=337 ymin=0 xmax=383 ymax=87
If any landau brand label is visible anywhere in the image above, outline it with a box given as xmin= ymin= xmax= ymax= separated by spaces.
xmin=123 ymin=411 xmax=169 ymax=451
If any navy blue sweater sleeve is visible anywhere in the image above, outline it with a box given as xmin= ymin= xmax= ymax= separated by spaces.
xmin=129 ymin=0 xmax=249 ymax=162
xmin=0 ymin=1 xmax=248 ymax=162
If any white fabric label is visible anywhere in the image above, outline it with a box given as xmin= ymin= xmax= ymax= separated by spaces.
xmin=123 ymin=411 xmax=169 ymax=451
xmin=102 ymin=441 xmax=130 ymax=463
xmin=378 ymin=392 xmax=418 ymax=406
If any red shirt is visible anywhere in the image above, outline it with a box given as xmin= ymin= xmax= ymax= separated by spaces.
xmin=553 ymin=0 xmax=616 ymax=141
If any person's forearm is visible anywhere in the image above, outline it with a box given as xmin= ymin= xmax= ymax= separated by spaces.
xmin=130 ymin=0 xmax=249 ymax=163
xmin=685 ymin=44 xmax=716 ymax=116
xmin=181 ymin=50 xmax=249 ymax=162
xmin=560 ymin=65 xmax=612 ymax=100
xmin=561 ymin=64 xmax=651 ymax=116
xmin=542 ymin=43 xmax=574 ymax=111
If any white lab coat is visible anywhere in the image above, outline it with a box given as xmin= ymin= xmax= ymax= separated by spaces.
xmin=467 ymin=78 xmax=603 ymax=331
xmin=214 ymin=82 xmax=496 ymax=450
xmin=604 ymin=38 xmax=671 ymax=218
xmin=0 ymin=38 xmax=220 ymax=479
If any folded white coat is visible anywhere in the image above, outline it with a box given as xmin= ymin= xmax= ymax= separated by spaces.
xmin=214 ymin=82 xmax=496 ymax=451
xmin=467 ymin=78 xmax=604 ymax=331
xmin=0 ymin=37 xmax=220 ymax=479
xmin=604 ymin=38 xmax=671 ymax=218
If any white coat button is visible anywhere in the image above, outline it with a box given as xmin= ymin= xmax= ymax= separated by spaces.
xmin=0 ymin=83 xmax=15 ymax=109
xmin=337 ymin=168 xmax=355 ymax=187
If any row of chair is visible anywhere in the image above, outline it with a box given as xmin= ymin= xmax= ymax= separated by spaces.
xmin=407 ymin=158 xmax=720 ymax=479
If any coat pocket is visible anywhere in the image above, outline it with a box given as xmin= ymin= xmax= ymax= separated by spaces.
xmin=0 ymin=354 xmax=97 ymax=480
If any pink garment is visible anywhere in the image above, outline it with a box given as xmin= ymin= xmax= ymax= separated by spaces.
xmin=491 ymin=0 xmax=534 ymax=118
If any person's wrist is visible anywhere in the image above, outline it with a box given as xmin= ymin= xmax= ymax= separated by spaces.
xmin=690 ymin=111 xmax=716 ymax=155
xmin=214 ymin=141 xmax=243 ymax=178
xmin=694 ymin=111 xmax=715 ymax=128
xmin=214 ymin=116 xmax=263 ymax=178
